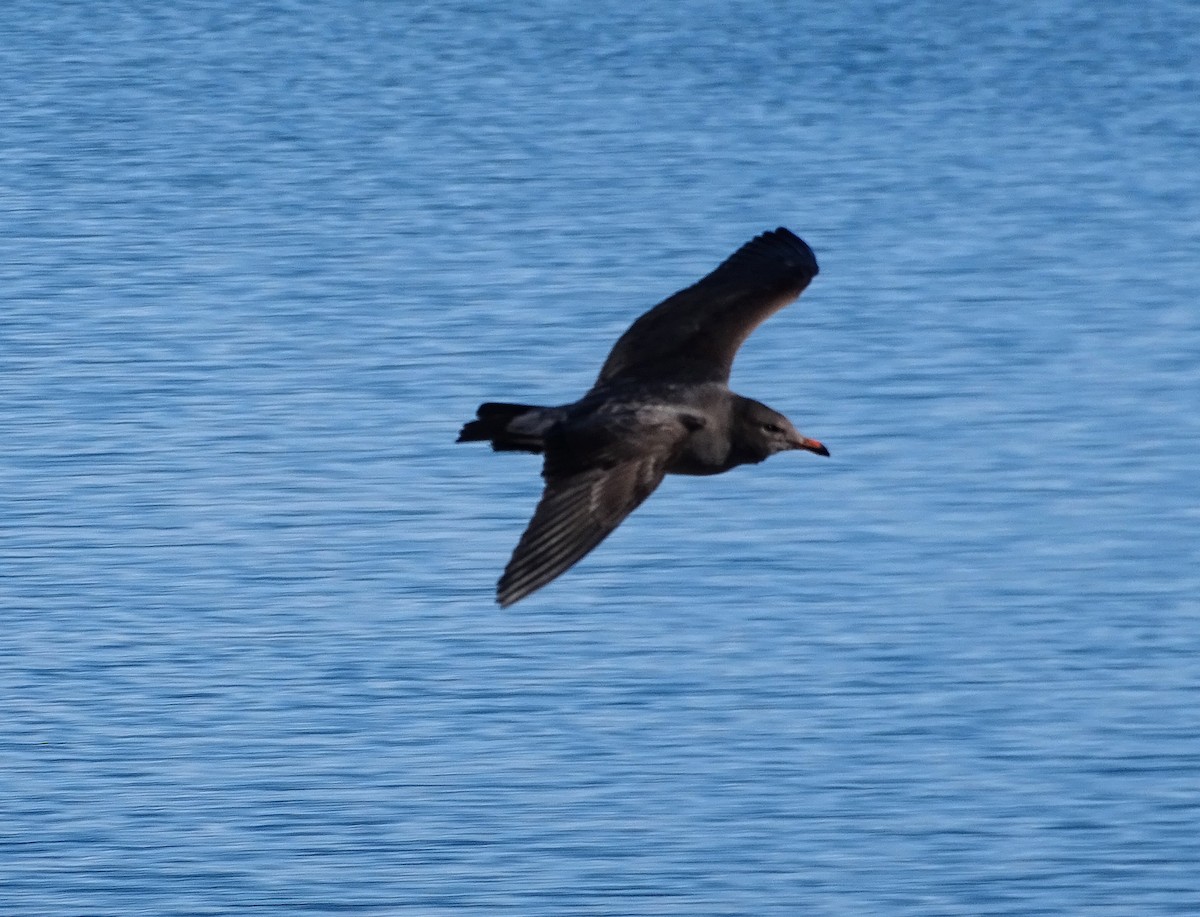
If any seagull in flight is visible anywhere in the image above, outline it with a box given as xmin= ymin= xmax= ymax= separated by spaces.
xmin=458 ymin=227 xmax=829 ymax=606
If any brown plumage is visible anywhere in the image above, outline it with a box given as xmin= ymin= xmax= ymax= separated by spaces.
xmin=458 ymin=228 xmax=829 ymax=606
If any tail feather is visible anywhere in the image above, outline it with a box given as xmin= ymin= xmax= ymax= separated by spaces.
xmin=457 ymin=402 xmax=547 ymax=453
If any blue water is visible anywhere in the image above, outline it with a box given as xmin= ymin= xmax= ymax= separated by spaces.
xmin=3 ymin=2 xmax=1199 ymax=914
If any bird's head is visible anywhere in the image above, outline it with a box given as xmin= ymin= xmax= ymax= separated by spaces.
xmin=733 ymin=398 xmax=829 ymax=464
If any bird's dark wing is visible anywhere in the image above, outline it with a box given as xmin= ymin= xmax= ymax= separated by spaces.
xmin=595 ymin=228 xmax=819 ymax=386
xmin=497 ymin=410 xmax=688 ymax=607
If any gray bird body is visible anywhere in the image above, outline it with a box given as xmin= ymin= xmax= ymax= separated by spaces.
xmin=458 ymin=228 xmax=829 ymax=606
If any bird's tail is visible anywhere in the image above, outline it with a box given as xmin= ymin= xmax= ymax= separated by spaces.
xmin=457 ymin=402 xmax=549 ymax=453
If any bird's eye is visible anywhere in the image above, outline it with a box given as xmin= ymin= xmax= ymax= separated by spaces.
xmin=762 ymin=422 xmax=783 ymax=434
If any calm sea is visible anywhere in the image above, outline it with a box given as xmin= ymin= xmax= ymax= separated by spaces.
xmin=3 ymin=2 xmax=1198 ymax=914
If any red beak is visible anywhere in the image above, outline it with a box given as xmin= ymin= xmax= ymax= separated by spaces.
xmin=794 ymin=436 xmax=829 ymax=457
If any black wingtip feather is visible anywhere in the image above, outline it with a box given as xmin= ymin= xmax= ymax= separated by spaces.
xmin=746 ymin=227 xmax=818 ymax=278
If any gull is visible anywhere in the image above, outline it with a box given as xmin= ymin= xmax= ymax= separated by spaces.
xmin=458 ymin=227 xmax=828 ymax=606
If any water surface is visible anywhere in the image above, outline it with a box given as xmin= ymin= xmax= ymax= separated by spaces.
xmin=3 ymin=2 xmax=1199 ymax=914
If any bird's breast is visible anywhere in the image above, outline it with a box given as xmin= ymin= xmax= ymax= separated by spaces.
xmin=668 ymin=426 xmax=733 ymax=476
